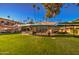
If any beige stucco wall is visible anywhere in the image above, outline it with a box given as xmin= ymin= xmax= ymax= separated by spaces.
xmin=65 ymin=28 xmax=79 ymax=35
xmin=59 ymin=25 xmax=79 ymax=35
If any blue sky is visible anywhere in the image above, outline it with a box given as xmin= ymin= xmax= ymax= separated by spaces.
xmin=0 ymin=3 xmax=79 ymax=23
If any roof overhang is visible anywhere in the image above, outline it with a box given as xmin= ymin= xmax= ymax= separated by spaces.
xmin=20 ymin=24 xmax=56 ymax=27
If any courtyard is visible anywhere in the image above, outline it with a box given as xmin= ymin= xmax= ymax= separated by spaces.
xmin=0 ymin=33 xmax=79 ymax=55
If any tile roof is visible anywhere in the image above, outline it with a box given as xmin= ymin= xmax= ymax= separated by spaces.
xmin=37 ymin=22 xmax=56 ymax=25
xmin=0 ymin=18 xmax=21 ymax=24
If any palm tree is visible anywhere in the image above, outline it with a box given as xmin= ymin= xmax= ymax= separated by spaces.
xmin=45 ymin=17 xmax=48 ymax=22
xmin=7 ymin=16 xmax=11 ymax=20
xmin=42 ymin=16 xmax=45 ymax=21
xmin=27 ymin=17 xmax=30 ymax=20
xmin=37 ymin=6 xmax=40 ymax=22
xmin=28 ymin=19 xmax=34 ymax=24
xmin=27 ymin=17 xmax=30 ymax=23
xmin=32 ymin=4 xmax=36 ymax=23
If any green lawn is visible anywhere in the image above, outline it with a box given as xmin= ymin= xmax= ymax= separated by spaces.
xmin=0 ymin=34 xmax=79 ymax=55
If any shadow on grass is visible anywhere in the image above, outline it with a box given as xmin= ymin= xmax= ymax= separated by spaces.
xmin=0 ymin=33 xmax=20 ymax=36
xmin=34 ymin=34 xmax=79 ymax=38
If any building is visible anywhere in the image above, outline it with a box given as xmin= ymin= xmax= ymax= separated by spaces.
xmin=0 ymin=18 xmax=21 ymax=33
xmin=21 ymin=18 xmax=79 ymax=36
xmin=58 ymin=18 xmax=79 ymax=35
xmin=21 ymin=22 xmax=57 ymax=35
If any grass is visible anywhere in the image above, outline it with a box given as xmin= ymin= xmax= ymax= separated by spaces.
xmin=0 ymin=34 xmax=79 ymax=55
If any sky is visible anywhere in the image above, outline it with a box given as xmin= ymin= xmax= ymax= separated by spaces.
xmin=0 ymin=3 xmax=79 ymax=23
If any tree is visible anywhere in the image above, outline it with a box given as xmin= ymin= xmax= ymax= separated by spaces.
xmin=42 ymin=3 xmax=63 ymax=18
xmin=32 ymin=4 xmax=36 ymax=22
xmin=37 ymin=6 xmax=40 ymax=22
xmin=7 ymin=16 xmax=11 ymax=20
xmin=27 ymin=19 xmax=34 ymax=24
xmin=7 ymin=16 xmax=10 ymax=18
xmin=42 ymin=3 xmax=79 ymax=19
